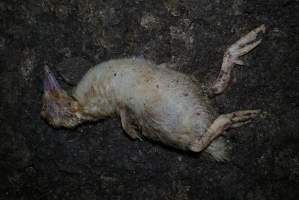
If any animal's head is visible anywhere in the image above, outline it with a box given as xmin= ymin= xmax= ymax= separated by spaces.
xmin=41 ymin=65 xmax=83 ymax=128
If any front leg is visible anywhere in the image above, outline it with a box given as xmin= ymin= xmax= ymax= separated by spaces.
xmin=189 ymin=110 xmax=260 ymax=153
xmin=208 ymin=25 xmax=266 ymax=97
xmin=119 ymin=106 xmax=143 ymax=141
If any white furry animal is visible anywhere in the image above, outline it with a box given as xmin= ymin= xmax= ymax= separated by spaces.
xmin=41 ymin=25 xmax=265 ymax=161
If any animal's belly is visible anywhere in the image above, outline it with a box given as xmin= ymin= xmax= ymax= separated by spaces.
xmin=128 ymin=89 xmax=214 ymax=149
xmin=109 ymin=62 xmax=216 ymax=147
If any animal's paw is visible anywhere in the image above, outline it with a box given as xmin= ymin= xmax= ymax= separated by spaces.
xmin=227 ymin=24 xmax=266 ymax=65
xmin=226 ymin=109 xmax=261 ymax=128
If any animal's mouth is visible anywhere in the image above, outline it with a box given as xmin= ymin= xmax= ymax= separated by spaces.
xmin=41 ymin=65 xmax=64 ymax=123
xmin=41 ymin=65 xmax=84 ymax=128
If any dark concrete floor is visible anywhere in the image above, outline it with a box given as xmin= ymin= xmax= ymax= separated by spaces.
xmin=0 ymin=0 xmax=299 ymax=199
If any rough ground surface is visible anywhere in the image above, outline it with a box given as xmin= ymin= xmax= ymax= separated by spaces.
xmin=1 ymin=0 xmax=299 ymax=199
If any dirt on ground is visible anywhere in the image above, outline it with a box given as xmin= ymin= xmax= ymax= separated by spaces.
xmin=0 ymin=0 xmax=299 ymax=199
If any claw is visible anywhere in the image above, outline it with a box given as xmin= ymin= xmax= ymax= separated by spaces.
xmin=237 ymin=39 xmax=262 ymax=57
xmin=235 ymin=24 xmax=266 ymax=47
xmin=230 ymin=109 xmax=261 ymax=124
xmin=232 ymin=58 xmax=245 ymax=65
xmin=227 ymin=25 xmax=265 ymax=67
xmin=230 ymin=120 xmax=252 ymax=128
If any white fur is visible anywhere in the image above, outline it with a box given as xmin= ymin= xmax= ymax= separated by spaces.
xmin=205 ymin=136 xmax=230 ymax=161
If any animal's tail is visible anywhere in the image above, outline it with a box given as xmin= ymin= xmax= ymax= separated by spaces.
xmin=204 ymin=136 xmax=231 ymax=161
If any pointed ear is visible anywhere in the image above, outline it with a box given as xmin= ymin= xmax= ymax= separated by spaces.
xmin=43 ymin=65 xmax=62 ymax=92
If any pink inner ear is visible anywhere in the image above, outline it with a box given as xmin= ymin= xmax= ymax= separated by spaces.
xmin=43 ymin=65 xmax=61 ymax=91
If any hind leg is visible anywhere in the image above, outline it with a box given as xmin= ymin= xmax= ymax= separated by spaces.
xmin=190 ymin=110 xmax=260 ymax=152
xmin=208 ymin=25 xmax=265 ymax=97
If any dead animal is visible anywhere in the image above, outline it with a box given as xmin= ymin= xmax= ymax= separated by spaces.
xmin=41 ymin=25 xmax=265 ymax=161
